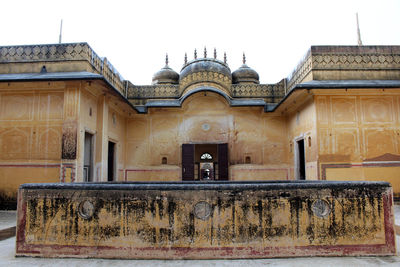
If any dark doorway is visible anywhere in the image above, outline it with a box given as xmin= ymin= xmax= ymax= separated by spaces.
xmin=297 ymin=139 xmax=305 ymax=180
xmin=84 ymin=132 xmax=94 ymax=182
xmin=108 ymin=141 xmax=116 ymax=182
xmin=181 ymin=143 xmax=228 ymax=181
xmin=182 ymin=144 xmax=195 ymax=180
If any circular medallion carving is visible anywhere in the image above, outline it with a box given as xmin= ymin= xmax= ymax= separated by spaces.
xmin=202 ymin=123 xmax=210 ymax=131
xmin=78 ymin=200 xmax=95 ymax=220
xmin=194 ymin=201 xmax=212 ymax=220
xmin=312 ymin=199 xmax=331 ymax=218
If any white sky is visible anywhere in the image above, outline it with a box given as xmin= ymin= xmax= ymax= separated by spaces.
xmin=1 ymin=0 xmax=400 ymax=84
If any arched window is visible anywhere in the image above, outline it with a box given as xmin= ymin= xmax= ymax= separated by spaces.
xmin=200 ymin=153 xmax=212 ymax=160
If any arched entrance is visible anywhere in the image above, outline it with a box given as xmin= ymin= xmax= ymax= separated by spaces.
xmin=182 ymin=143 xmax=228 ymax=181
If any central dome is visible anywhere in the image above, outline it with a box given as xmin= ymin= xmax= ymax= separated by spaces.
xmin=179 ymin=56 xmax=232 ymax=90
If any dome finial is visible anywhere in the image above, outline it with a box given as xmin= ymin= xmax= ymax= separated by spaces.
xmin=184 ymin=52 xmax=187 ymax=64
xmin=204 ymin=47 xmax=207 ymax=58
xmin=165 ymin=53 xmax=169 ymax=66
xmin=242 ymin=52 xmax=246 ymax=65
xmin=214 ymin=48 xmax=217 ymax=59
xmin=194 ymin=49 xmax=197 ymax=59
xmin=224 ymin=52 xmax=227 ymax=64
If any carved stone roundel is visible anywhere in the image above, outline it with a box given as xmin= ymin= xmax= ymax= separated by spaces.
xmin=312 ymin=199 xmax=331 ymax=218
xmin=194 ymin=201 xmax=212 ymax=220
xmin=78 ymin=200 xmax=95 ymax=220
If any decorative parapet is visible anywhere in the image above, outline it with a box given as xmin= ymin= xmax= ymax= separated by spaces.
xmin=127 ymin=85 xmax=180 ymax=99
xmin=286 ymin=46 xmax=400 ymax=92
xmin=0 ymin=43 xmax=126 ymax=95
xmin=179 ymin=71 xmax=232 ymax=93
xmin=311 ymin=49 xmax=400 ymax=70
xmin=232 ymin=81 xmax=286 ymax=99
xmin=286 ymin=50 xmax=313 ymax=91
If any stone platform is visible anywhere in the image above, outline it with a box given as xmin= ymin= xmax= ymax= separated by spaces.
xmin=16 ymin=181 xmax=396 ymax=259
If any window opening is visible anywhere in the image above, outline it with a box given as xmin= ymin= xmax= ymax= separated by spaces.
xmin=201 ymin=153 xmax=212 ymax=160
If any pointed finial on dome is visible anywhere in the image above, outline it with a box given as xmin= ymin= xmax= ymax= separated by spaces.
xmin=224 ymin=52 xmax=227 ymax=64
xmin=214 ymin=48 xmax=217 ymax=59
xmin=184 ymin=52 xmax=187 ymax=64
xmin=204 ymin=47 xmax=207 ymax=58
xmin=194 ymin=49 xmax=197 ymax=59
xmin=165 ymin=53 xmax=169 ymax=66
xmin=242 ymin=52 xmax=246 ymax=65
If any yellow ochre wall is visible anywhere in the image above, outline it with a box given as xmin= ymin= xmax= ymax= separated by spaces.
xmin=315 ymin=89 xmax=400 ymax=196
xmin=77 ymin=82 xmax=127 ymax=182
xmin=2 ymin=81 xmax=400 ymax=205
xmin=286 ymin=97 xmax=319 ymax=180
xmin=125 ymin=92 xmax=290 ymax=181
xmin=0 ymin=80 xmax=129 ymax=205
xmin=0 ymin=81 xmax=65 ymax=206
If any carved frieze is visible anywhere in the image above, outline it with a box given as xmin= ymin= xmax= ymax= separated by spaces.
xmin=127 ymin=85 xmax=179 ymax=99
xmin=232 ymin=83 xmax=285 ymax=98
xmin=179 ymin=71 xmax=232 ymax=92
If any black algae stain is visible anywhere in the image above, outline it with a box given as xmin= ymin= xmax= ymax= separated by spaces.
xmin=253 ymin=200 xmax=263 ymax=238
xmin=329 ymin=199 xmax=338 ymax=239
xmin=100 ymin=225 xmax=121 ymax=239
xmin=149 ymin=200 xmax=156 ymax=217
xmin=306 ymin=199 xmax=315 ymax=243
xmin=289 ymin=197 xmax=302 ymax=237
xmin=28 ymin=198 xmax=38 ymax=231
xmin=42 ymin=197 xmax=48 ymax=226
xmin=74 ymin=212 xmax=79 ymax=240
xmin=167 ymin=201 xmax=176 ymax=226
xmin=159 ymin=228 xmax=171 ymax=243
xmin=167 ymin=201 xmax=176 ymax=242
xmin=189 ymin=213 xmax=195 ymax=242
xmin=157 ymin=198 xmax=164 ymax=218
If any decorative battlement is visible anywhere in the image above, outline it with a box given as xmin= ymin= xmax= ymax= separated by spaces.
xmin=287 ymin=46 xmax=400 ymax=91
xmin=2 ymin=43 xmax=400 ymax=112
xmin=232 ymin=81 xmax=285 ymax=98
xmin=127 ymin=84 xmax=180 ymax=99
xmin=0 ymin=43 xmax=126 ymax=95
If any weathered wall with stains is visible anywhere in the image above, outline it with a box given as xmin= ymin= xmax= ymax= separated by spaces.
xmin=16 ymin=181 xmax=396 ymax=259
xmin=315 ymin=89 xmax=400 ymax=197
xmin=125 ymin=92 xmax=289 ymax=181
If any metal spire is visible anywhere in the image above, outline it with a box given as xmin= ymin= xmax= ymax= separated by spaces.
xmin=224 ymin=52 xmax=227 ymax=64
xmin=165 ymin=53 xmax=169 ymax=66
xmin=58 ymin=19 xmax=63 ymax=44
xmin=242 ymin=52 xmax=246 ymax=65
xmin=204 ymin=47 xmax=207 ymax=58
xmin=356 ymin=13 xmax=363 ymax=46
xmin=194 ymin=49 xmax=197 ymax=59
xmin=214 ymin=48 xmax=217 ymax=59
xmin=184 ymin=53 xmax=187 ymax=64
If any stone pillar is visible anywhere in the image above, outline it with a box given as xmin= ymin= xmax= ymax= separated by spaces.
xmin=95 ymin=95 xmax=109 ymax=181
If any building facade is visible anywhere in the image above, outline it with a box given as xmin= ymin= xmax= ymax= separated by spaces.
xmin=1 ymin=43 xmax=400 ymax=208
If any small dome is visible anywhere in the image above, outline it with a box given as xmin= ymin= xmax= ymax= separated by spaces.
xmin=180 ymin=49 xmax=232 ymax=90
xmin=152 ymin=54 xmax=179 ymax=85
xmin=232 ymin=54 xmax=259 ymax=84
xmin=180 ymin=58 xmax=231 ymax=80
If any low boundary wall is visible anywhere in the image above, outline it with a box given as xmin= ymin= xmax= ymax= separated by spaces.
xmin=16 ymin=181 xmax=396 ymax=259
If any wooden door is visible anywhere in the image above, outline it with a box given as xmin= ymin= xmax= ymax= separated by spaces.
xmin=218 ymin=143 xmax=228 ymax=180
xmin=182 ymin=144 xmax=195 ymax=180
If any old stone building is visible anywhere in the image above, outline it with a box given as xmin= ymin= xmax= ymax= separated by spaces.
xmin=0 ymin=43 xmax=400 ymax=207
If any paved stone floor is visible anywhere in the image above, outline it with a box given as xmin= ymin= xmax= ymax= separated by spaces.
xmin=0 ymin=207 xmax=399 ymax=266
